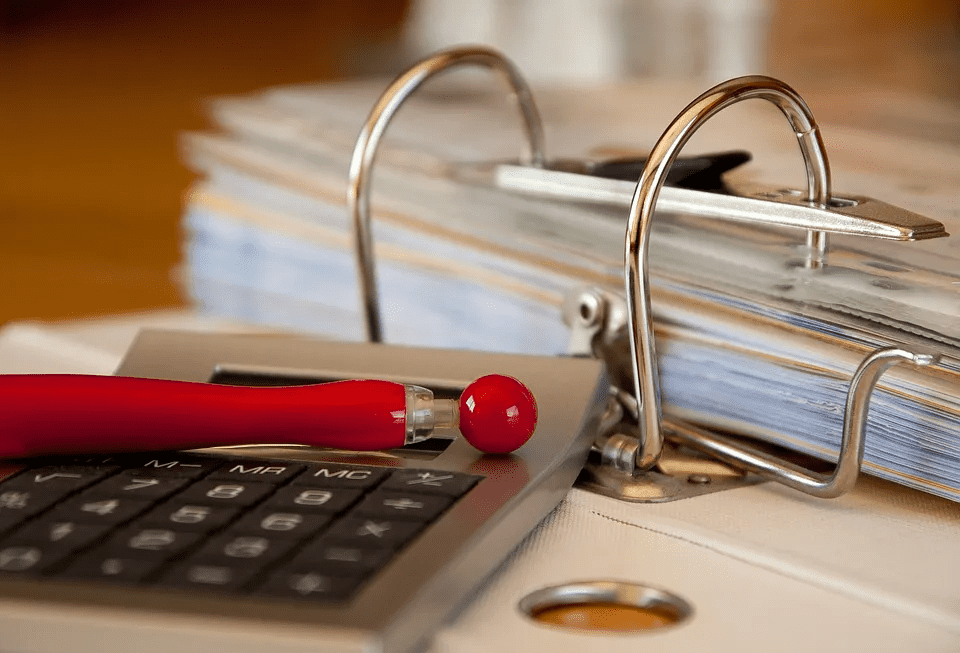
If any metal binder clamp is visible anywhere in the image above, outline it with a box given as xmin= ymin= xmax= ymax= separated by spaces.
xmin=580 ymin=75 xmax=946 ymax=499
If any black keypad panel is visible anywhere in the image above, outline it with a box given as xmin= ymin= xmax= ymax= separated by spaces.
xmin=0 ymin=456 xmax=480 ymax=603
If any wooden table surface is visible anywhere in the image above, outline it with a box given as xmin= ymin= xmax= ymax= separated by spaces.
xmin=1 ymin=1 xmax=407 ymax=326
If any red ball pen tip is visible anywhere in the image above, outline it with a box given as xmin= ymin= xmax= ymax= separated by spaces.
xmin=458 ymin=375 xmax=537 ymax=454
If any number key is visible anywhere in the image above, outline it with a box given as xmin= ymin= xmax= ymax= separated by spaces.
xmin=139 ymin=503 xmax=240 ymax=533
xmin=262 ymin=486 xmax=362 ymax=515
xmin=174 ymin=480 xmax=275 ymax=507
xmin=0 ymin=544 xmax=67 ymax=576
xmin=156 ymin=562 xmax=260 ymax=592
xmin=230 ymin=509 xmax=330 ymax=540
xmin=193 ymin=533 xmax=298 ymax=567
xmin=106 ymin=527 xmax=202 ymax=559
xmin=85 ymin=472 xmax=191 ymax=500
xmin=49 ymin=495 xmax=154 ymax=526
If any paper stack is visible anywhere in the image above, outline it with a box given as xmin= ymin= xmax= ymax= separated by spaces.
xmin=179 ymin=77 xmax=960 ymax=500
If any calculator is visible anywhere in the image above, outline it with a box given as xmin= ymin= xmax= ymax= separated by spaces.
xmin=0 ymin=330 xmax=607 ymax=653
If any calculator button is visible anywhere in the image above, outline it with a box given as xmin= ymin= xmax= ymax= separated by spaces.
xmin=156 ymin=562 xmax=260 ymax=592
xmin=291 ymin=464 xmax=390 ymax=491
xmin=289 ymin=541 xmax=393 ymax=577
xmin=379 ymin=470 xmax=479 ymax=497
xmin=60 ymin=552 xmax=163 ymax=583
xmin=0 ymin=544 xmax=70 ymax=575
xmin=138 ymin=503 xmax=240 ymax=533
xmin=124 ymin=456 xmax=222 ymax=479
xmin=324 ymin=518 xmax=424 ymax=549
xmin=353 ymin=490 xmax=453 ymax=522
xmin=207 ymin=460 xmax=306 ymax=484
xmin=0 ymin=466 xmax=116 ymax=494
xmin=230 ymin=510 xmax=330 ymax=540
xmin=192 ymin=534 xmax=298 ymax=567
xmin=106 ymin=527 xmax=202 ymax=559
xmin=50 ymin=496 xmax=154 ymax=526
xmin=85 ymin=472 xmax=191 ymax=500
xmin=262 ymin=486 xmax=362 ymax=515
xmin=6 ymin=520 xmax=111 ymax=551
xmin=174 ymin=480 xmax=276 ymax=507
xmin=253 ymin=570 xmax=360 ymax=602
xmin=0 ymin=488 xmax=62 ymax=521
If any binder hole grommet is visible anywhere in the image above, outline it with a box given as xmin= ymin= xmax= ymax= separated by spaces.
xmin=519 ymin=581 xmax=692 ymax=633
xmin=347 ymin=45 xmax=545 ymax=343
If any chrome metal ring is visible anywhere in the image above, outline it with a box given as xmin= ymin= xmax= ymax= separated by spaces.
xmin=347 ymin=45 xmax=546 ymax=342
xmin=626 ymin=75 xmax=832 ymax=469
xmin=625 ymin=76 xmax=939 ymax=497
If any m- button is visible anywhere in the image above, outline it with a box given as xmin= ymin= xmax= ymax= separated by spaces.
xmin=291 ymin=465 xmax=389 ymax=491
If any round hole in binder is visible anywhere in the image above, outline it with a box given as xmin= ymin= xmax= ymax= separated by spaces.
xmin=519 ymin=581 xmax=692 ymax=633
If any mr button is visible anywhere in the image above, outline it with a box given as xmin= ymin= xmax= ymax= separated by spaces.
xmin=207 ymin=460 xmax=306 ymax=484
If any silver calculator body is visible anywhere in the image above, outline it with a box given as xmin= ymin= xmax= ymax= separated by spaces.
xmin=0 ymin=330 xmax=606 ymax=653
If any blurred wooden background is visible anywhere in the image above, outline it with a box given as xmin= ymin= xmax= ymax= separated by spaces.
xmin=1 ymin=1 xmax=409 ymax=324
xmin=1 ymin=0 xmax=957 ymax=326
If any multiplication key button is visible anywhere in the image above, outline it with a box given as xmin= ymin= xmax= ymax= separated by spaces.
xmin=324 ymin=518 xmax=424 ymax=549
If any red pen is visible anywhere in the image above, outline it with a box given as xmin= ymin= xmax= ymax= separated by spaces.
xmin=0 ymin=373 xmax=537 ymax=459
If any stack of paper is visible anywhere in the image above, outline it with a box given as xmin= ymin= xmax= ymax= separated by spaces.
xmin=179 ymin=77 xmax=960 ymax=500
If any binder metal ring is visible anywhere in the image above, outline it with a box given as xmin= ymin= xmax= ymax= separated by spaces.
xmin=626 ymin=75 xmax=941 ymax=496
xmin=347 ymin=45 xmax=546 ymax=343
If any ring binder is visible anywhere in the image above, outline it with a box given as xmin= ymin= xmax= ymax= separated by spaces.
xmin=347 ymin=46 xmax=546 ymax=343
xmin=345 ymin=50 xmax=954 ymax=499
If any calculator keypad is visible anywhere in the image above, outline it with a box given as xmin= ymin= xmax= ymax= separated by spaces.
xmin=0 ymin=456 xmax=480 ymax=602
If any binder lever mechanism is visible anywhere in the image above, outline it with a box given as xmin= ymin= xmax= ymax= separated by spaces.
xmin=614 ymin=76 xmax=943 ymax=498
